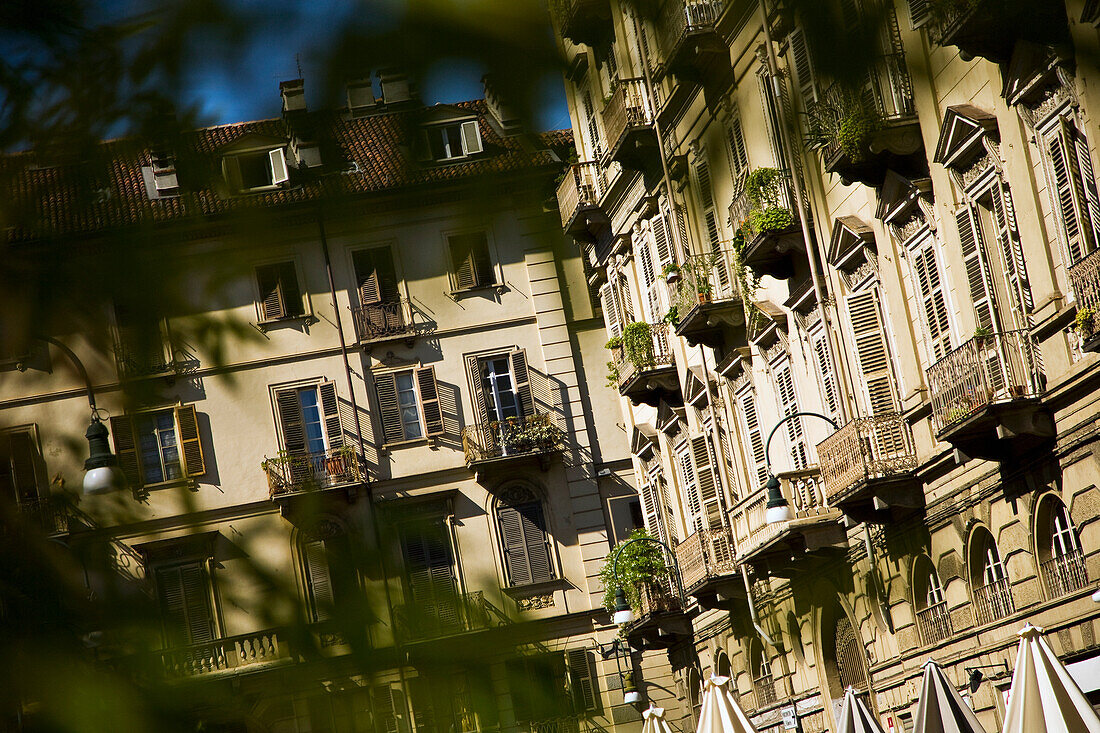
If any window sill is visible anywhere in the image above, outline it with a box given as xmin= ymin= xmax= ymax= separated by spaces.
xmin=380 ymin=437 xmax=434 ymax=452
xmin=502 ymin=578 xmax=569 ymax=599
xmin=256 ymin=314 xmax=314 ymax=331
xmin=448 ymin=283 xmax=506 ymax=299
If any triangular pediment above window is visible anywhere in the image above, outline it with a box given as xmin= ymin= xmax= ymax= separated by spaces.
xmin=683 ymin=366 xmax=711 ymax=406
xmin=876 ymin=170 xmax=932 ymax=224
xmin=1002 ymin=40 xmax=1071 ymax=107
xmin=827 ymin=215 xmax=875 ymax=269
xmin=217 ymin=132 xmax=287 ymax=154
xmin=749 ymin=301 xmax=787 ymax=349
xmin=631 ymin=423 xmax=658 ymax=458
xmin=656 ymin=401 xmax=685 ymax=435
xmin=933 ymin=105 xmax=998 ymax=168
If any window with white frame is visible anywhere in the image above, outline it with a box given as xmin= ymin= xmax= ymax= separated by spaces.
xmin=901 ymin=225 xmax=955 ymax=364
xmin=1038 ymin=112 xmax=1100 ymax=267
xmin=374 ymin=367 xmax=443 ymax=444
xmin=426 ymin=120 xmax=483 ymax=161
xmin=111 ymin=406 xmax=206 ymax=488
xmin=223 ymin=147 xmax=289 ymax=191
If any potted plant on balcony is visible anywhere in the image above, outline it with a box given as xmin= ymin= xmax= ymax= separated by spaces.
xmin=605 ymin=335 xmax=624 ymax=363
xmin=837 ymin=106 xmax=881 ymax=162
xmin=1073 ymin=306 xmax=1100 ymax=353
xmin=599 ymin=529 xmax=669 ymax=619
xmin=662 ymin=305 xmax=680 ymax=326
xmin=622 ymin=321 xmax=656 ymax=369
xmin=662 ymin=262 xmax=682 ymax=285
xmin=972 ymin=326 xmax=992 ymax=349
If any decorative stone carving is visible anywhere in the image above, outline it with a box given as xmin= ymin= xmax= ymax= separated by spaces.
xmin=960 ymin=153 xmax=996 ymax=189
xmin=844 ymin=258 xmax=878 ymax=290
xmin=517 ymin=593 xmax=555 ymax=611
xmin=498 ymin=484 xmax=538 ymax=505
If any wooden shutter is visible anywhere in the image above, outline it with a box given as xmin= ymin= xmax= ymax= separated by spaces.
xmin=276 ymin=388 xmax=307 ymax=454
xmin=1 ymin=430 xmax=39 ymax=502
xmin=847 ymin=289 xmax=899 ymax=417
xmin=110 ymin=415 xmax=141 ymax=488
xmin=304 ymin=539 xmax=335 ymax=622
xmin=472 ymin=235 xmax=493 ymax=287
xmin=174 ymin=404 xmax=206 ymax=478
xmin=639 ymin=470 xmax=665 ymax=544
xmin=450 ymin=236 xmax=476 ymax=290
xmin=370 ymin=685 xmax=400 ymax=733
xmin=318 ymin=381 xmax=343 ymax=449
xmin=907 ymin=0 xmax=930 ymax=28
xmin=374 ymin=372 xmax=404 ymax=444
xmin=510 ymin=350 xmax=535 ymax=417
xmin=676 ymin=443 xmax=703 ymax=532
xmin=727 ymin=115 xmax=749 ymax=181
xmin=617 ymin=274 xmax=635 ymax=324
xmin=157 ymin=563 xmax=215 ymax=645
xmin=498 ymin=504 xmax=532 ymax=586
xmin=812 ymin=331 xmax=840 ymax=417
xmin=566 ymin=649 xmax=598 ymax=713
xmin=738 ymin=390 xmax=769 ymax=488
xmin=955 ymin=207 xmax=998 ymax=332
xmin=416 ymin=366 xmax=444 ymax=437
xmin=1074 ymin=125 xmax=1100 ymax=251
xmin=911 ymin=240 xmax=953 ymax=362
xmin=788 ymin=27 xmax=818 ymax=104
xmin=354 ymin=249 xmax=383 ymax=305
xmin=599 ymin=283 xmax=622 ymax=338
xmin=653 ymin=214 xmax=674 ymax=269
xmin=269 ymin=148 xmax=289 ymax=184
xmin=460 ymin=120 xmax=483 ymax=155
xmin=696 ymin=159 xmax=715 ymax=211
xmin=466 ymin=355 xmax=492 ymax=427
xmin=774 ymin=359 xmax=808 ymax=469
xmin=402 ymin=520 xmax=459 ymax=632
xmin=989 ymin=182 xmax=1032 ymax=322
xmin=497 ymin=501 xmax=553 ymax=587
xmin=691 ymin=435 xmax=722 ymax=531
xmin=257 ymin=262 xmax=301 ymax=320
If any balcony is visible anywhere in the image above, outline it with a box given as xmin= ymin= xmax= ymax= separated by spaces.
xmin=556 ymin=162 xmax=607 ymax=235
xmin=1041 ymin=551 xmax=1089 ymax=599
xmin=675 ymin=528 xmax=743 ymax=610
xmin=461 ymin=413 xmax=565 ymax=472
xmin=656 ymin=0 xmax=729 ymax=83
xmin=668 ymin=250 xmax=746 ymax=349
xmin=1070 ymin=248 xmax=1100 ymax=353
xmin=601 ymin=78 xmax=657 ymax=172
xmin=161 ymin=629 xmax=289 ymax=678
xmin=16 ymin=497 xmax=71 ymax=536
xmin=623 ymin=578 xmax=691 ymax=651
xmin=916 ymin=601 xmax=953 ymax=646
xmin=351 ymin=299 xmax=416 ymax=347
xmin=929 ymin=0 xmax=1069 ymax=65
xmin=729 ymin=169 xmax=808 ymax=281
xmin=263 ymin=447 xmax=363 ymax=499
xmin=393 ymin=590 xmax=492 ymax=642
xmin=972 ymin=577 xmax=1015 ymax=626
xmin=611 ymin=322 xmax=681 ymax=407
xmin=114 ymin=339 xmax=183 ymax=380
xmin=805 ymin=58 xmax=922 ymax=188
xmin=737 ymin=468 xmax=847 ymax=579
xmin=816 ymin=414 xmax=921 ymax=523
xmin=926 ymin=330 xmax=1051 ymax=461
xmin=549 ymin=0 xmax=612 ymax=47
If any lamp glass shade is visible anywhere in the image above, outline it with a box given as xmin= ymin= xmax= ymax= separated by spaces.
xmin=83 ymin=465 xmax=125 ymax=495
xmin=613 ymin=607 xmax=634 ymax=625
xmin=623 ymin=690 xmax=641 ymax=704
xmin=765 ymin=503 xmax=793 ymax=524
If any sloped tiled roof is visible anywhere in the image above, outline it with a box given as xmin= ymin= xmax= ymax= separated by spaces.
xmin=2 ymin=100 xmax=572 ymax=242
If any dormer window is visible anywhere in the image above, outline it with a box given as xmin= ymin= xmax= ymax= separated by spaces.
xmin=150 ymin=151 xmax=179 ymax=196
xmin=426 ymin=120 xmax=483 ymax=161
xmin=223 ymin=147 xmax=289 ymax=192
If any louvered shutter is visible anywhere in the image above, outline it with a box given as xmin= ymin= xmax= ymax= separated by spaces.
xmin=354 ymin=249 xmax=382 ymax=305
xmin=318 ymin=381 xmax=344 ymax=449
xmin=110 ymin=415 xmax=141 ymax=488
xmin=509 ymin=350 xmax=535 ymax=417
xmin=639 ymin=470 xmax=664 ymax=544
xmin=415 ymin=366 xmax=444 ymax=437
xmin=276 ymin=388 xmax=307 ymax=454
xmin=269 ymin=148 xmax=289 ymax=184
xmin=498 ymin=505 xmax=531 ymax=586
xmin=640 ymin=239 xmax=662 ymax=321
xmin=847 ymin=289 xmax=900 ymax=419
xmin=653 ymin=214 xmax=674 ymax=269
xmin=466 ymin=355 xmax=492 ymax=427
xmin=257 ymin=264 xmax=287 ymax=320
xmin=659 ymin=473 xmax=679 ymax=545
xmin=600 ymin=283 xmax=622 ymax=338
xmin=738 ymin=390 xmax=769 ymax=488
xmin=174 ymin=404 xmax=206 ymax=478
xmin=374 ymin=372 xmax=404 ymax=443
xmin=988 ymin=182 xmax=1032 ymax=324
xmin=907 ymin=0 xmax=930 ymax=28
xmin=812 ymin=331 xmax=840 ymax=417
xmin=402 ymin=520 xmax=459 ymax=634
xmin=158 ymin=563 xmax=215 ymax=645
xmin=460 ymin=120 xmax=483 ymax=155
xmin=3 ymin=431 xmax=38 ymax=502
xmin=696 ymin=159 xmax=715 ymax=210
xmin=727 ymin=116 xmax=749 ymax=181
xmin=676 ymin=207 xmax=691 ymax=260
xmin=451 ymin=237 xmax=477 ymax=290
xmin=370 ymin=685 xmax=400 ymax=733
xmin=955 ymin=207 xmax=998 ymax=332
xmin=304 ymin=539 xmax=335 ymax=622
xmin=521 ymin=502 xmax=554 ymax=583
xmin=911 ymin=240 xmax=953 ymax=362
xmin=1074 ymin=125 xmax=1100 ymax=250
xmin=788 ymin=27 xmax=819 ymax=104
xmin=498 ymin=501 xmax=553 ymax=586
xmin=157 ymin=565 xmax=188 ymax=645
xmin=774 ymin=361 xmax=808 ymax=469
xmin=691 ymin=435 xmax=722 ymax=531
xmin=676 ymin=443 xmax=703 ymax=532
xmin=566 ymin=649 xmax=598 ymax=712
xmin=617 ymin=274 xmax=635 ymax=324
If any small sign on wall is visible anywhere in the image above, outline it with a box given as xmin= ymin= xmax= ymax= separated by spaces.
xmin=781 ymin=705 xmax=798 ymax=730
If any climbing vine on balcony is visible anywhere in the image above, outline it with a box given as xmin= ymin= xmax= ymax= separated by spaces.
xmin=599 ymin=529 xmax=669 ymax=613
xmin=622 ymin=321 xmax=655 ymax=369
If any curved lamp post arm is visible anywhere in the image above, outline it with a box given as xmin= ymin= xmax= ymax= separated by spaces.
xmin=38 ymin=335 xmax=99 ymax=414
xmin=762 ymin=411 xmax=838 ymax=476
xmin=761 ymin=411 xmax=839 ymax=524
xmin=609 ymin=536 xmax=687 ymax=613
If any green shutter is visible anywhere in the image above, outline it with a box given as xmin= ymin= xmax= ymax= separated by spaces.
xmin=304 ymin=539 xmax=335 ymax=622
xmin=276 ymin=388 xmax=307 ymax=454
xmin=318 ymin=380 xmax=344 ymax=449
xmin=509 ymin=350 xmax=534 ymax=417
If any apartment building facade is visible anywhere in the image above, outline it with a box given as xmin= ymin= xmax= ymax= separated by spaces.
xmin=0 ymin=75 xmax=655 ymax=732
xmin=550 ymin=0 xmax=1100 ymax=730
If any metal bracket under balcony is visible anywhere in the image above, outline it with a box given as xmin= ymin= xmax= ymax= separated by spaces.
xmin=929 ymin=0 xmax=1069 ymax=64
xmin=623 ymin=581 xmax=693 ymax=651
xmin=676 ymin=529 xmax=745 ymax=611
xmin=669 ymin=250 xmax=746 ymax=349
xmin=927 ymin=330 xmax=1053 ymax=462
xmin=461 ymin=414 xmax=565 ymax=475
xmin=613 ymin=324 xmax=682 ymax=407
xmin=550 ymin=0 xmax=613 ymax=47
xmin=817 ymin=414 xmax=923 ymax=524
xmin=656 ymin=0 xmax=730 ymax=84
xmin=737 ymin=469 xmax=847 ymax=579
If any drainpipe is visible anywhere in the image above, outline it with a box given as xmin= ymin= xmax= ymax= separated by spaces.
xmin=741 ymin=565 xmax=775 ymax=647
xmin=758 ymin=0 xmax=856 ymax=425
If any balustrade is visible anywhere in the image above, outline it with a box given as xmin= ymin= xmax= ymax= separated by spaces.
xmin=1042 ymin=551 xmax=1089 ymax=599
xmin=461 ymin=413 xmax=564 ymax=465
xmin=916 ymin=601 xmax=953 ymax=645
xmin=556 ymin=162 xmax=605 ymax=231
xmin=263 ymin=447 xmax=361 ymax=497
xmin=973 ymin=578 xmax=1015 ymax=626
xmin=161 ymin=629 xmax=285 ymax=677
xmin=351 ymin=299 xmax=414 ymax=342
xmin=817 ymin=414 xmax=916 ymax=505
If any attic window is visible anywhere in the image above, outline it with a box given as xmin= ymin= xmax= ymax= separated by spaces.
xmin=426 ymin=120 xmax=483 ymax=161
xmin=223 ymin=147 xmax=289 ymax=191
xmin=150 ymin=151 xmax=179 ymax=195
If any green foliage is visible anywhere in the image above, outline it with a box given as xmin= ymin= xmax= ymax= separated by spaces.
xmin=605 ymin=335 xmax=623 ymax=351
xmin=972 ymin=326 xmax=993 ymax=340
xmin=662 ymin=305 xmax=679 ymax=325
xmin=661 ymin=262 xmax=681 ymax=279
xmin=599 ymin=530 xmax=668 ymax=612
xmin=622 ymin=321 xmax=655 ymax=368
xmin=749 ymin=206 xmax=795 ymax=234
xmin=744 ymin=167 xmax=785 ymax=209
xmin=606 ymin=360 xmax=621 ymax=389
xmin=1075 ymin=307 xmax=1096 ymax=337
xmin=837 ymin=107 xmax=881 ymax=161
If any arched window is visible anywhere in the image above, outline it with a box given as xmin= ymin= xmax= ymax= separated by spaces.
xmin=495 ymin=486 xmax=555 ymax=587
xmin=969 ymin=527 xmax=1014 ymax=625
xmin=912 ymin=555 xmax=952 ymax=645
xmin=750 ymin=641 xmax=776 ymax=708
xmin=715 ymin=650 xmax=732 ymax=679
xmin=299 ymin=519 xmax=355 ymax=623
xmin=833 ymin=614 xmax=868 ymax=691
xmin=687 ymin=667 xmax=703 ymax=724
xmin=1037 ymin=496 xmax=1088 ymax=598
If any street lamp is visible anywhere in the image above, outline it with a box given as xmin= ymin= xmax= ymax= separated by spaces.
xmin=612 ymin=586 xmax=634 ymax=625
xmin=607 ymin=535 xmax=687 ymax=627
xmin=761 ymin=411 xmax=839 ymax=524
xmin=30 ymin=337 xmax=126 ymax=495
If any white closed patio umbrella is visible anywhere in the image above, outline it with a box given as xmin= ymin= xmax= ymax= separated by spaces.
xmin=913 ymin=659 xmax=987 ymax=733
xmin=1002 ymin=623 xmax=1100 ymax=733
xmin=696 ymin=675 xmax=757 ymax=733
xmin=836 ymin=686 xmax=886 ymax=733
xmin=642 ymin=704 xmax=673 ymax=733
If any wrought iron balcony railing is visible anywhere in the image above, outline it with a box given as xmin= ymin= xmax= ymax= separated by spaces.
xmin=926 ymin=330 xmax=1043 ymax=434
xmin=351 ymin=299 xmax=414 ymax=343
xmin=972 ymin=577 xmax=1015 ymax=626
xmin=1041 ymin=551 xmax=1089 ymax=599
xmin=15 ymin=497 xmax=71 ymax=535
xmin=263 ymin=447 xmax=361 ymax=497
xmin=631 ymin=576 xmax=682 ymax=622
xmin=817 ymin=414 xmax=917 ymax=505
xmin=657 ymin=0 xmax=724 ymax=62
xmin=728 ymin=169 xmax=797 ymax=241
xmin=555 ymin=162 xmax=606 ymax=230
xmin=461 ymin=413 xmax=565 ymax=466
xmin=916 ymin=601 xmax=953 ymax=645
xmin=1070 ymin=248 xmax=1100 ymax=313
xmin=161 ymin=629 xmax=287 ymax=678
xmin=613 ymin=322 xmax=675 ymax=389
xmin=393 ymin=590 xmax=491 ymax=641
xmin=676 ymin=528 xmax=737 ymax=594
xmin=669 ymin=250 xmax=743 ymax=316
xmin=601 ymin=78 xmax=653 ymax=159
